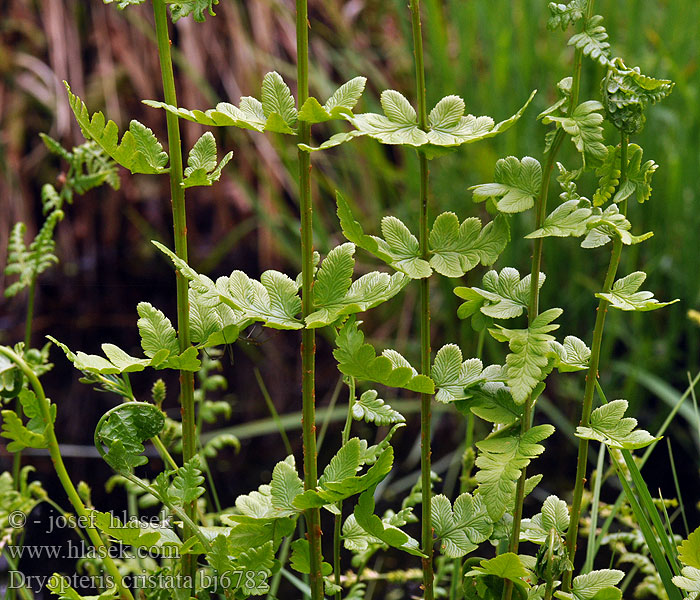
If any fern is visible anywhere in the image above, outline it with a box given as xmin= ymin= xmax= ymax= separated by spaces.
xmin=475 ymin=424 xmax=555 ymax=521
xmin=333 ymin=319 xmax=434 ymax=394
xmin=555 ymin=569 xmax=625 ymax=600
xmin=337 ymin=193 xmax=507 ymax=279
xmin=182 ymin=132 xmax=233 ymax=188
xmin=351 ymin=390 xmax=405 ymax=425
xmin=613 ymin=144 xmax=658 ymax=205
xmin=520 ymin=495 xmax=570 ymax=543
xmin=455 ymin=267 xmax=544 ymax=320
xmin=345 ymin=89 xmax=536 ymax=155
xmin=542 ymin=100 xmax=607 ymax=168
xmin=1 ymin=390 xmax=56 ymax=452
xmin=40 ymin=135 xmax=120 ymax=208
xmin=568 ymin=14 xmax=611 ymax=66
xmin=155 ymin=239 xmax=304 ymax=330
xmin=582 ymin=203 xmax=652 ymax=248
xmin=169 ymin=0 xmax=218 ymax=22
xmin=298 ymin=77 xmax=367 ymax=126
xmin=105 ymin=0 xmax=218 ymax=22
xmin=65 ymin=82 xmax=168 ymax=174
xmin=596 ymin=272 xmax=679 ymax=312
xmin=431 ymin=345 xmax=488 ymax=403
xmin=576 ymin=399 xmax=659 ymax=449
xmin=547 ymin=1 xmax=586 ymax=30
xmin=307 ymin=243 xmax=408 ymax=328
xmin=489 ymin=308 xmax=562 ymax=404
xmin=602 ymin=58 xmax=674 ymax=134
xmin=4 ymin=210 xmax=64 ymax=298
xmin=145 ymin=71 xmax=298 ymax=135
xmin=429 ymin=213 xmax=509 ymax=277
xmin=171 ymin=456 xmax=206 ymax=505
xmin=471 ymin=156 xmax=542 ymax=214
xmin=431 ymin=493 xmax=492 ymax=557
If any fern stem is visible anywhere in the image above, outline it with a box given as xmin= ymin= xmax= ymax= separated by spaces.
xmin=296 ymin=2 xmax=323 ymax=599
xmin=502 ymin=131 xmax=564 ymax=600
xmin=449 ymin=329 xmax=485 ymax=599
xmin=504 ymin=0 xmax=596 ymax=557
xmin=334 ymin=377 xmax=356 ymax=599
xmin=12 ymin=279 xmax=37 ymax=489
xmin=408 ymin=0 xmax=434 ymax=597
xmin=504 ymin=5 xmax=596 ymax=593
xmin=504 ymin=133 xmax=563 ymax=570
xmin=619 ymin=132 xmax=629 ymax=216
xmin=543 ymin=529 xmax=557 ymax=600
xmin=0 ymin=347 xmax=135 ymax=600
xmin=151 ymin=0 xmax=197 ymax=586
xmin=563 ymin=130 xmax=627 ymax=590
xmin=24 ymin=279 xmax=35 ymax=349
xmin=568 ymin=1 xmax=597 ymax=116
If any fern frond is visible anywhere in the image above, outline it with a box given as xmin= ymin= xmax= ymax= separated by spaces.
xmin=65 ymin=82 xmax=169 ymax=175
xmin=602 ymin=58 xmax=674 ymax=134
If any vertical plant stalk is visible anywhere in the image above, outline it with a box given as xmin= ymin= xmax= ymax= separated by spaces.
xmin=505 ymin=135 xmax=562 ymax=564
xmin=23 ymin=279 xmax=36 ymax=349
xmin=334 ymin=377 xmax=356 ymax=600
xmin=506 ymin=0 xmax=596 ymax=556
xmin=12 ymin=279 xmax=36 ymax=487
xmin=0 ymin=347 xmax=135 ymax=600
xmin=502 ymin=133 xmax=564 ymax=600
xmin=296 ymin=2 xmax=323 ymax=598
xmin=408 ymin=1 xmax=434 ymax=597
xmin=449 ymin=330 xmax=484 ymax=599
xmin=619 ymin=132 xmax=629 ymax=216
xmin=563 ymin=131 xmax=628 ymax=590
xmin=151 ymin=0 xmax=197 ymax=584
xmin=504 ymin=7 xmax=595 ymax=598
xmin=543 ymin=529 xmax=557 ymax=600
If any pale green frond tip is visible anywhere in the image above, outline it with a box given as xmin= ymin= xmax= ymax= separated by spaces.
xmin=488 ymin=308 xmax=562 ymax=404
xmin=152 ymin=239 xmax=303 ymax=330
xmin=475 ymin=424 xmax=554 ymax=520
xmin=306 ymin=243 xmax=408 ymax=328
xmin=169 ymin=0 xmax=219 ymax=23
xmin=333 ymin=319 xmax=434 ymax=394
xmin=432 ymin=344 xmax=488 ymax=404
xmin=64 ymin=81 xmax=169 ymax=175
xmin=353 ymin=485 xmax=425 ymax=557
xmin=352 ymin=390 xmax=405 ymax=425
xmin=568 ymin=14 xmax=612 ymax=67
xmin=429 ymin=213 xmax=509 ymax=277
xmin=106 ymin=0 xmax=219 ymax=22
xmin=143 ymin=71 xmax=297 ymax=134
xmin=298 ymin=76 xmax=367 ymax=125
xmin=456 ymin=267 xmax=544 ymax=321
xmin=520 ymin=495 xmax=570 ymax=543
xmin=541 ymin=100 xmax=607 ymax=169
xmin=596 ymin=271 xmax=679 ymax=312
xmin=547 ymin=1 xmax=586 ymax=31
xmin=4 ymin=211 xmax=64 ymax=298
xmin=346 ymin=89 xmax=536 ymax=152
xmin=471 ymin=156 xmax=543 ymax=214
xmin=182 ymin=132 xmax=233 ymax=189
xmin=575 ymin=399 xmax=660 ymax=450
xmin=431 ymin=493 xmax=492 ymax=558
